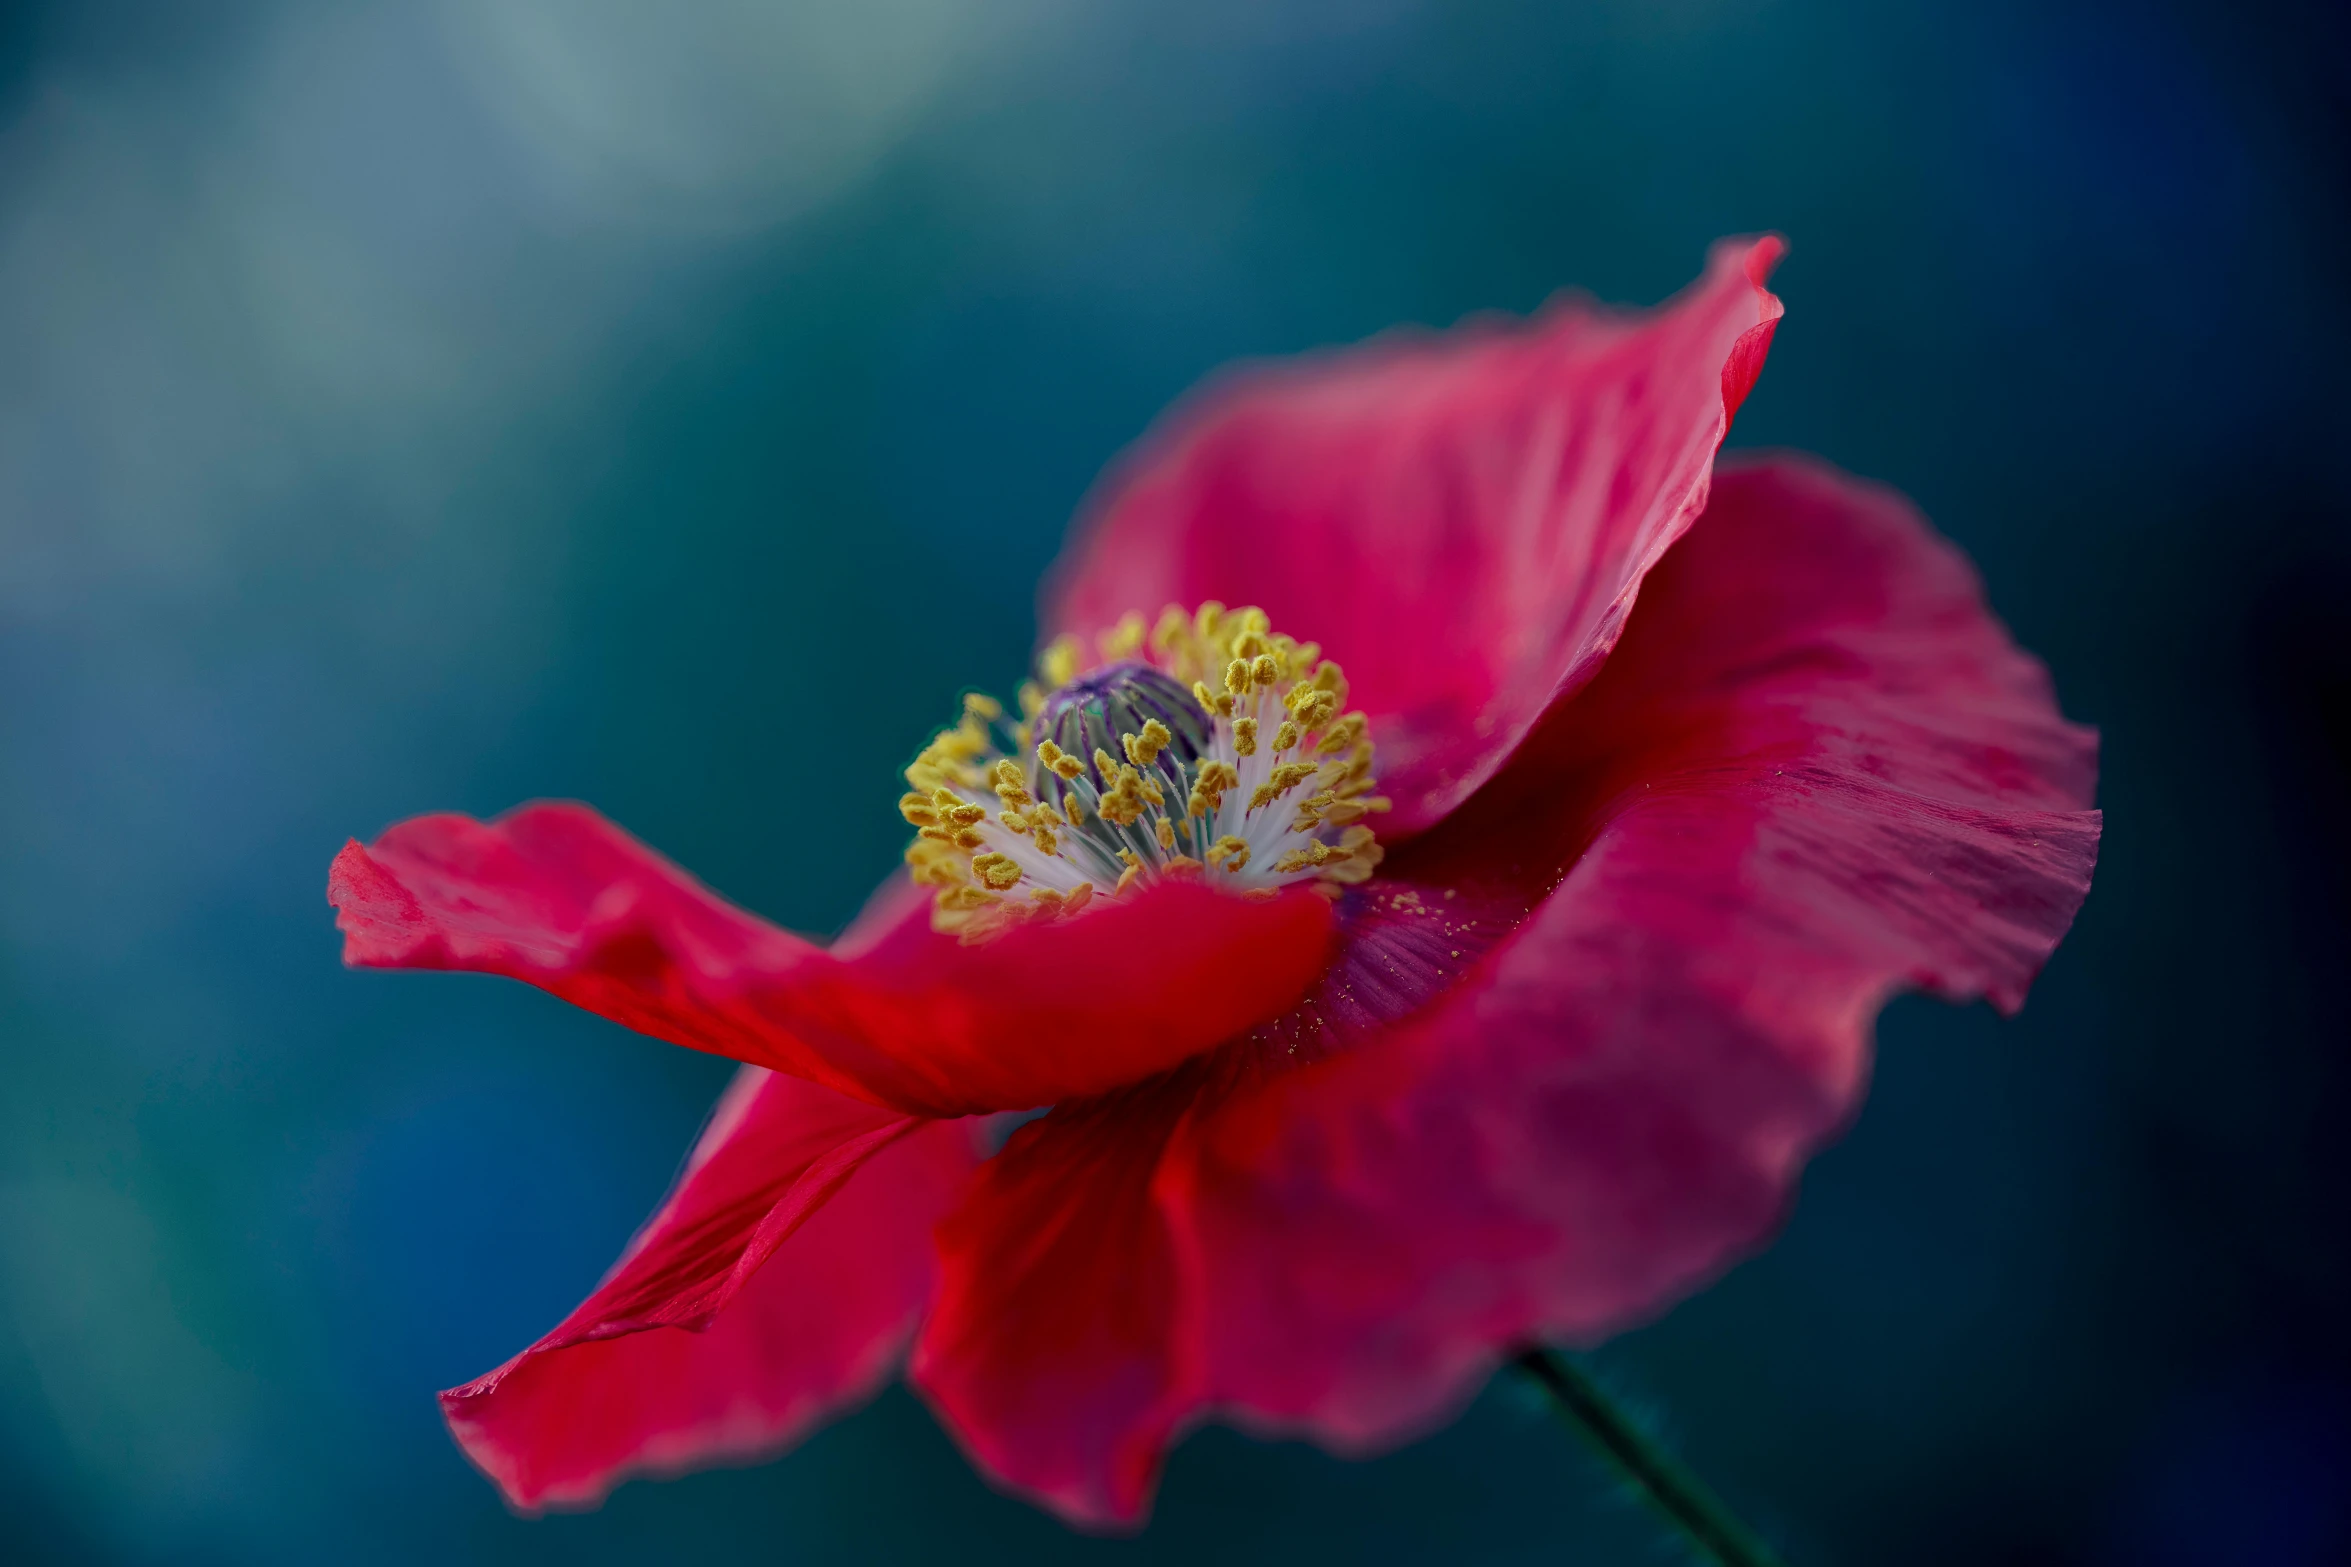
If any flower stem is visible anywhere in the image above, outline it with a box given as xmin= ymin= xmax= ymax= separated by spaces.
xmin=1516 ymin=1348 xmax=1790 ymax=1567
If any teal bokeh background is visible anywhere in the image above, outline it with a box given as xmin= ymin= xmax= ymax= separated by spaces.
xmin=2 ymin=0 xmax=2346 ymax=1561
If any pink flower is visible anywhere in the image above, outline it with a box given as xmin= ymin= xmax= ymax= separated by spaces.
xmin=328 ymin=236 xmax=2099 ymax=1526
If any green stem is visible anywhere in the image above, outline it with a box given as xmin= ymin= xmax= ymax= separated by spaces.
xmin=1517 ymin=1348 xmax=1790 ymax=1567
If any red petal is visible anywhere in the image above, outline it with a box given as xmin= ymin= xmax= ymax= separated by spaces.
xmin=330 ymin=804 xmax=1335 ymax=1116
xmin=908 ymin=1068 xmax=1212 ymax=1528
xmin=1166 ymin=453 xmax=2102 ymax=1449
xmin=1045 ymin=236 xmax=1785 ymax=834
xmin=440 ymin=1067 xmax=975 ymax=1510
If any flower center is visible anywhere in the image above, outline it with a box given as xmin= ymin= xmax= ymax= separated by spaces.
xmin=900 ymin=603 xmax=1388 ymax=940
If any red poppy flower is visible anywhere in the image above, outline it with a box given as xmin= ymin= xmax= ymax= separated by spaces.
xmin=328 ymin=236 xmax=2100 ymax=1526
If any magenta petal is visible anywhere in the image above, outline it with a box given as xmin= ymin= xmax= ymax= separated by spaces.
xmin=908 ymin=1071 xmax=1208 ymax=1529
xmin=331 ymin=804 xmax=1335 ymax=1116
xmin=440 ymin=1067 xmax=975 ymax=1510
xmin=1162 ymin=453 xmax=2101 ymax=1450
xmin=1046 ymin=236 xmax=1786 ymax=834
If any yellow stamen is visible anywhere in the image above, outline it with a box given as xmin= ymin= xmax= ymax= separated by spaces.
xmin=1123 ymin=719 xmax=1173 ymax=767
xmin=1099 ymin=612 xmax=1146 ymax=661
xmin=896 ymin=602 xmax=1385 ymax=935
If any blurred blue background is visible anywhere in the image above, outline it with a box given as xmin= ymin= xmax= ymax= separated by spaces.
xmin=1 ymin=0 xmax=2345 ymax=1561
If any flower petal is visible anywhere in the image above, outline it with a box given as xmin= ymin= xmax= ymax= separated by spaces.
xmin=907 ymin=1065 xmax=1216 ymax=1529
xmin=440 ymin=1066 xmax=975 ymax=1511
xmin=1166 ymin=453 xmax=2102 ymax=1450
xmin=330 ymin=804 xmax=1335 ymax=1116
xmin=1045 ymin=236 xmax=1786 ymax=834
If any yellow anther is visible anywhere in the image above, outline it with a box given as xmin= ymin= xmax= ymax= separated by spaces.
xmin=1316 ymin=712 xmax=1366 ymax=755
xmin=899 ymin=792 xmax=940 ymax=827
xmin=1272 ymin=720 xmax=1299 ymax=752
xmin=1152 ymin=605 xmax=1191 ymax=660
xmin=1100 ymin=612 xmax=1146 ymax=661
xmin=1123 ymin=719 xmax=1172 ymax=767
xmin=964 ymin=691 xmax=1003 ymax=721
xmin=1064 ymin=797 xmax=1086 ymax=826
xmin=1251 ymin=654 xmax=1279 ymax=689
xmin=904 ymin=838 xmax=967 ymax=883
xmin=1193 ymin=679 xmax=1235 ymax=718
xmin=1224 ymin=658 xmax=1251 ymax=698
xmin=1205 ymin=835 xmax=1250 ymax=871
xmin=1163 ymin=855 xmax=1204 ymax=878
xmin=1322 ymin=827 xmax=1383 ymax=884
xmin=1156 ymin=818 xmax=1176 ymax=851
xmin=1286 ymin=687 xmax=1339 ymax=730
xmin=1041 ymin=634 xmax=1084 ymax=689
xmin=1036 ymin=739 xmax=1086 ymax=780
xmin=972 ymin=853 xmax=1023 ymax=890
xmin=1274 ymin=841 xmax=1339 ymax=874
xmin=1092 ymin=746 xmax=1120 ymax=785
xmin=1188 ymin=759 xmax=1238 ymax=817
xmin=1064 ymin=882 xmax=1094 ymax=913
xmin=1248 ymin=761 xmax=1321 ymax=811
xmin=1233 ymin=717 xmax=1259 ymax=756
xmin=1099 ymin=764 xmax=1150 ymax=827
xmin=1194 ymin=601 xmax=1228 ymax=642
xmin=1114 ymin=863 xmax=1143 ymax=895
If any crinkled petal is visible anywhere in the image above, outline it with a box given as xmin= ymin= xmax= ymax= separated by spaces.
xmin=330 ymin=805 xmax=1335 ymax=1117
xmin=906 ymin=1067 xmax=1212 ymax=1529
xmin=441 ymin=1067 xmax=975 ymax=1510
xmin=905 ymin=867 xmax=1538 ymax=1528
xmin=1045 ymin=236 xmax=1785 ymax=834
xmin=1167 ymin=453 xmax=2102 ymax=1449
